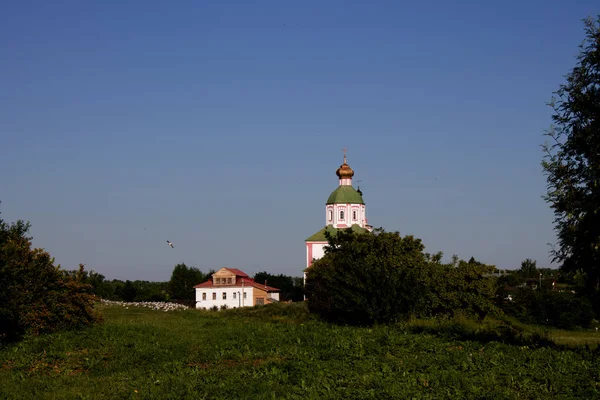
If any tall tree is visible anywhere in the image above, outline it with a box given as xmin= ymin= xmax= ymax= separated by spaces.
xmin=168 ymin=263 xmax=205 ymax=300
xmin=542 ymin=15 xmax=600 ymax=296
xmin=519 ymin=258 xmax=538 ymax=278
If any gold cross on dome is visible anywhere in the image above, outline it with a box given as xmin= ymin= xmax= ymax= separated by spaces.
xmin=342 ymin=147 xmax=347 ymax=163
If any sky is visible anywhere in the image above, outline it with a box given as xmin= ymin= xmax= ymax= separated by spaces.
xmin=1 ymin=1 xmax=598 ymax=281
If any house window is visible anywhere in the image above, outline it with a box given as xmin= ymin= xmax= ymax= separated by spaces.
xmin=222 ymin=292 xmax=227 ymax=300
xmin=227 ymin=278 xmax=232 ymax=284
xmin=340 ymin=210 xmax=345 ymax=220
xmin=256 ymin=297 xmax=265 ymax=305
xmin=202 ymin=293 xmax=206 ymax=300
xmin=216 ymin=278 xmax=221 ymax=284
xmin=353 ymin=210 xmax=357 ymax=220
xmin=233 ymin=292 xmax=237 ymax=299
xmin=243 ymin=292 xmax=247 ymax=299
xmin=212 ymin=292 xmax=216 ymax=300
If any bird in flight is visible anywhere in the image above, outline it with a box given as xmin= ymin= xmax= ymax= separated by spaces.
xmin=166 ymin=240 xmax=174 ymax=248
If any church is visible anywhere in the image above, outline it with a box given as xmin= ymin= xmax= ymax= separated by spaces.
xmin=304 ymin=151 xmax=373 ymax=279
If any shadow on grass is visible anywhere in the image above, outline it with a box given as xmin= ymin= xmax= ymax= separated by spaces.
xmin=398 ymin=314 xmax=600 ymax=354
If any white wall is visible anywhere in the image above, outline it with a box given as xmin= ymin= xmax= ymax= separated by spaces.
xmin=269 ymin=292 xmax=280 ymax=301
xmin=312 ymin=243 xmax=326 ymax=262
xmin=195 ymin=286 xmax=254 ymax=309
xmin=331 ymin=203 xmax=366 ymax=228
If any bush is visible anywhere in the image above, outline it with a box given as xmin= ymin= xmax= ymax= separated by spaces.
xmin=305 ymin=228 xmax=500 ymax=326
xmin=305 ymin=228 xmax=428 ymax=326
xmin=416 ymin=258 xmax=499 ymax=320
xmin=503 ymin=288 xmax=595 ymax=329
xmin=0 ymin=217 xmax=101 ymax=342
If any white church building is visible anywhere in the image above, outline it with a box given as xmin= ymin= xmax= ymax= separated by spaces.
xmin=304 ymin=151 xmax=373 ymax=279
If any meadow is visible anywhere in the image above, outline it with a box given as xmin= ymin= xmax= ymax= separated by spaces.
xmin=1 ymin=302 xmax=599 ymax=399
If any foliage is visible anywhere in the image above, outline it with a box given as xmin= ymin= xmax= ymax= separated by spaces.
xmin=305 ymin=228 xmax=499 ymax=325
xmin=502 ymin=288 xmax=595 ymax=329
xmin=541 ymin=15 xmax=600 ymax=299
xmin=167 ymin=263 xmax=205 ymax=300
xmin=519 ymin=258 xmax=538 ymax=278
xmin=305 ymin=228 xmax=428 ymax=326
xmin=416 ymin=257 xmax=499 ymax=321
xmin=121 ymin=280 xmax=137 ymax=302
xmin=0 ymin=215 xmax=101 ymax=342
xmin=0 ymin=304 xmax=599 ymax=399
xmin=253 ymin=271 xmax=304 ymax=301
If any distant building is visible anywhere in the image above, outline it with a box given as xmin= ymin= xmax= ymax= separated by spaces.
xmin=194 ymin=267 xmax=280 ymax=310
xmin=304 ymin=151 xmax=373 ymax=281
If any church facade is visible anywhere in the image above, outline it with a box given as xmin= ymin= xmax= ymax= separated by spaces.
xmin=304 ymin=152 xmax=373 ymax=278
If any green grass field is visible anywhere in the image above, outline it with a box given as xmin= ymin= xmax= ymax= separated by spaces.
xmin=1 ymin=303 xmax=599 ymax=399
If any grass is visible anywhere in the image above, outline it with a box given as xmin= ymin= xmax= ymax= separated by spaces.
xmin=1 ymin=302 xmax=599 ymax=399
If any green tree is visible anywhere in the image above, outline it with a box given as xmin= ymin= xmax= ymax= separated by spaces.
xmin=417 ymin=257 xmax=498 ymax=321
xmin=519 ymin=258 xmax=538 ymax=278
xmin=0 ymin=214 xmax=100 ymax=342
xmin=541 ymin=15 xmax=600 ymax=298
xmin=121 ymin=280 xmax=137 ymax=302
xmin=305 ymin=228 xmax=429 ymax=326
xmin=253 ymin=272 xmax=304 ymax=301
xmin=168 ymin=263 xmax=205 ymax=300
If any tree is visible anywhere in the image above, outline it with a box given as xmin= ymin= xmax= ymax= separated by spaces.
xmin=519 ymin=258 xmax=538 ymax=278
xmin=541 ymin=15 xmax=600 ymax=298
xmin=305 ymin=228 xmax=429 ymax=326
xmin=121 ymin=280 xmax=137 ymax=302
xmin=167 ymin=263 xmax=205 ymax=300
xmin=253 ymin=272 xmax=304 ymax=301
xmin=0 ymin=213 xmax=100 ymax=342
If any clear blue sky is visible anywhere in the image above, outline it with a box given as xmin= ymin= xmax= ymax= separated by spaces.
xmin=1 ymin=1 xmax=598 ymax=281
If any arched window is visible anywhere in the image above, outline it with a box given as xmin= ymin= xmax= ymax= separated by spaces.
xmin=329 ymin=210 xmax=333 ymax=221
xmin=340 ymin=210 xmax=345 ymax=220
xmin=353 ymin=210 xmax=357 ymax=220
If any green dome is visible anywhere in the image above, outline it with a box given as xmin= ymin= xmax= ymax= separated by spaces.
xmin=326 ymin=185 xmax=365 ymax=205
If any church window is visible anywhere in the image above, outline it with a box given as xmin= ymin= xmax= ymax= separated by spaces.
xmin=353 ymin=210 xmax=357 ymax=220
xmin=329 ymin=210 xmax=332 ymax=221
xmin=233 ymin=292 xmax=237 ymax=299
xmin=222 ymin=292 xmax=227 ymax=300
xmin=340 ymin=210 xmax=345 ymax=220
xmin=212 ymin=292 xmax=216 ymax=300
xmin=202 ymin=293 xmax=206 ymax=300
xmin=244 ymin=292 xmax=247 ymax=299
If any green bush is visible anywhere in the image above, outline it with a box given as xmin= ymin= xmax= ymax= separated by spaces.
xmin=305 ymin=228 xmax=500 ymax=326
xmin=416 ymin=258 xmax=499 ymax=320
xmin=305 ymin=228 xmax=429 ymax=326
xmin=0 ymin=216 xmax=101 ymax=342
xmin=503 ymin=288 xmax=595 ymax=329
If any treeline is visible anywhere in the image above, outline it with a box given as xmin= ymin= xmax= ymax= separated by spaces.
xmin=66 ymin=263 xmax=305 ymax=304
xmin=305 ymin=228 xmax=598 ymax=330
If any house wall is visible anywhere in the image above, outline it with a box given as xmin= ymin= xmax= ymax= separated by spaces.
xmin=253 ymin=287 xmax=267 ymax=306
xmin=195 ymin=286 xmax=254 ymax=310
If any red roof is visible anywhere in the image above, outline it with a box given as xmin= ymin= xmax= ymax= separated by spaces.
xmin=193 ymin=276 xmax=280 ymax=292
xmin=224 ymin=268 xmax=249 ymax=277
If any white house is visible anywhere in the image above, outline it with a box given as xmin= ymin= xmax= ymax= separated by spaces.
xmin=194 ymin=267 xmax=281 ymax=310
xmin=304 ymin=150 xmax=373 ymax=282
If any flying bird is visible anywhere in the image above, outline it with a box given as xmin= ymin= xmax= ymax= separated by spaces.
xmin=166 ymin=240 xmax=174 ymax=248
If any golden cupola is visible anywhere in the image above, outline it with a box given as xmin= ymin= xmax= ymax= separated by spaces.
xmin=336 ymin=152 xmax=354 ymax=179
